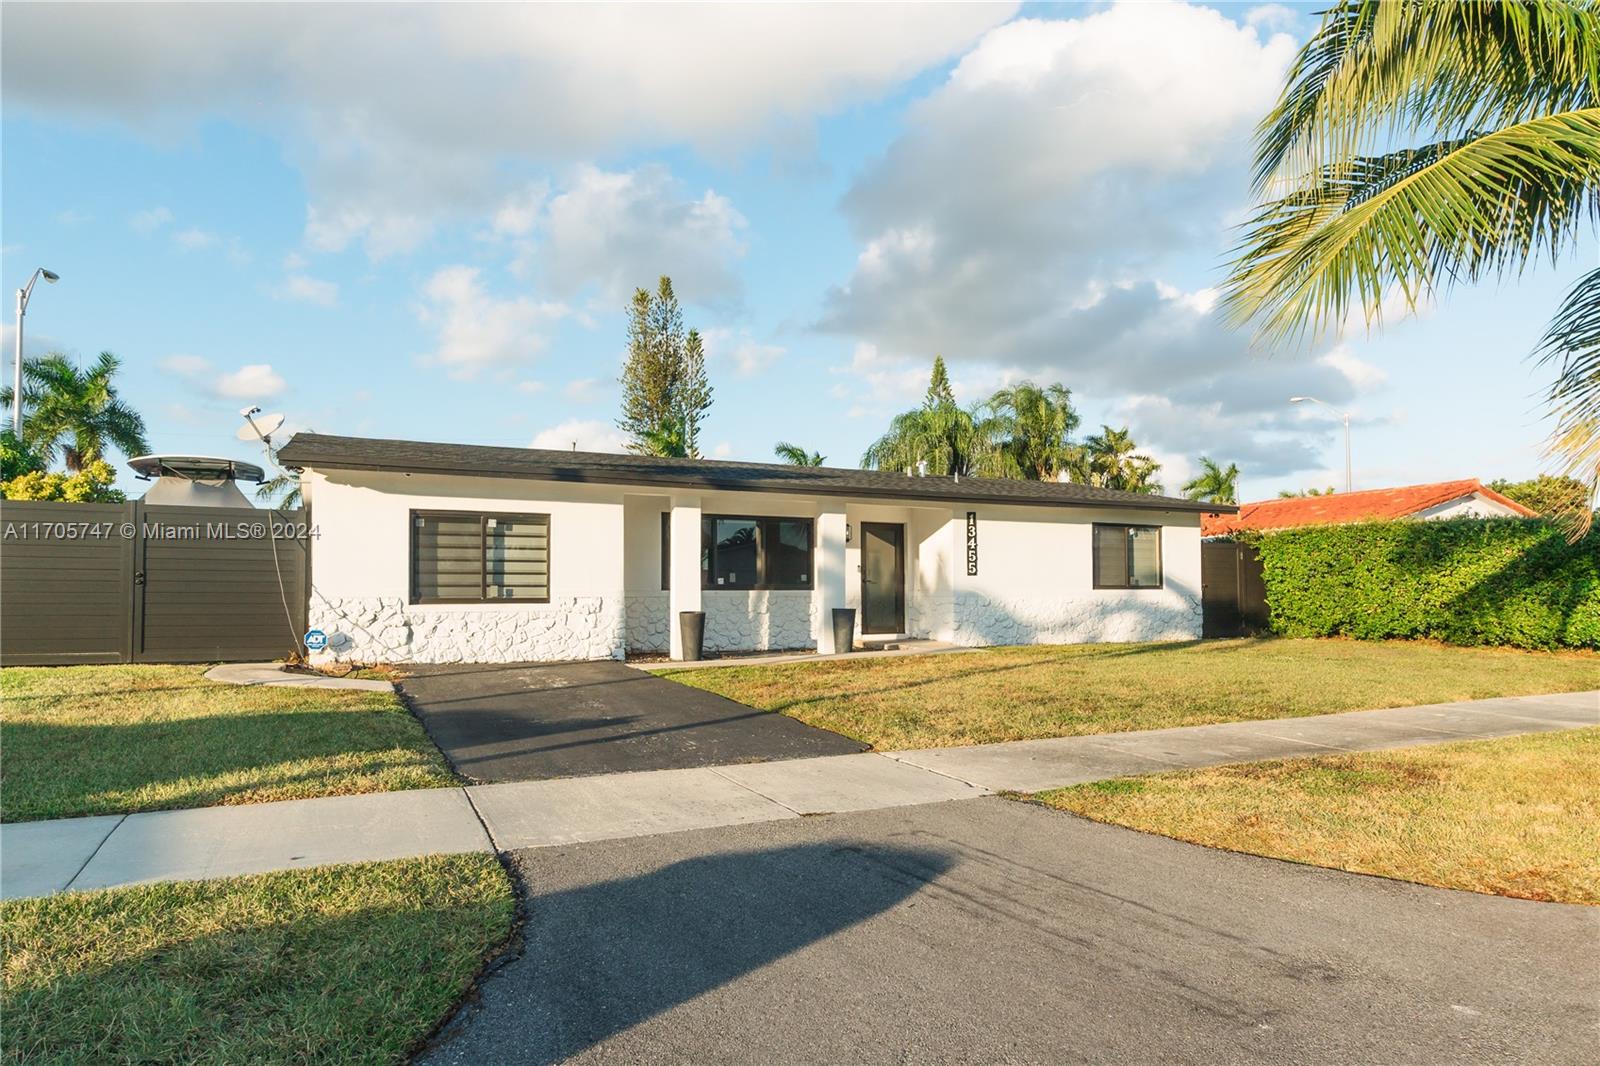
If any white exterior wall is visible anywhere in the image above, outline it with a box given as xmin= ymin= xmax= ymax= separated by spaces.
xmin=303 ymin=466 xmax=1205 ymax=663
xmin=307 ymin=470 xmax=626 ymax=663
xmin=623 ymin=494 xmax=670 ymax=653
xmin=942 ymin=505 xmax=1203 ymax=645
xmin=1415 ymin=493 xmax=1526 ymax=520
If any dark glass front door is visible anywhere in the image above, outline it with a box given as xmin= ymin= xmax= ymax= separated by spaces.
xmin=860 ymin=522 xmax=905 ymax=634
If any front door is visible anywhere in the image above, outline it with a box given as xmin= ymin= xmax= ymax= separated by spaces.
xmin=860 ymin=522 xmax=905 ymax=635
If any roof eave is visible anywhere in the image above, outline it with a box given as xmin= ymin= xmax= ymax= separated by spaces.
xmin=283 ymin=452 xmax=1233 ymax=514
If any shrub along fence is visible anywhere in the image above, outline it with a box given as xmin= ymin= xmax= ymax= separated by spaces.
xmin=1249 ymin=518 xmax=1600 ymax=650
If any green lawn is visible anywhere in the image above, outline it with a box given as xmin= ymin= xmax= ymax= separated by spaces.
xmin=1 ymin=854 xmax=515 ymax=1065
xmin=0 ymin=665 xmax=455 ymax=823
xmin=1030 ymin=728 xmax=1599 ymax=905
xmin=658 ymin=638 xmax=1600 ymax=749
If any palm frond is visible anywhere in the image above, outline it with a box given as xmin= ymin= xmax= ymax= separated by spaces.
xmin=1535 ymin=266 xmax=1600 ymax=537
xmin=1227 ymin=108 xmax=1600 ymax=342
xmin=1256 ymin=0 xmax=1600 ymax=192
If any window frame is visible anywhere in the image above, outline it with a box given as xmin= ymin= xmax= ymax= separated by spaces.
xmin=410 ymin=508 xmax=552 ymax=605
xmin=661 ymin=511 xmax=671 ymax=591
xmin=1091 ymin=522 xmax=1163 ymax=590
xmin=700 ymin=514 xmax=815 ymax=592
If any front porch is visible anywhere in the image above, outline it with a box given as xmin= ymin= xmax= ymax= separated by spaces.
xmin=622 ymin=492 xmax=960 ymax=661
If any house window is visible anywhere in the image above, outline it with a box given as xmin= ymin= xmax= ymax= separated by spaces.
xmin=412 ymin=511 xmax=550 ymax=603
xmin=1093 ymin=523 xmax=1162 ymax=589
xmin=701 ymin=516 xmax=814 ymax=590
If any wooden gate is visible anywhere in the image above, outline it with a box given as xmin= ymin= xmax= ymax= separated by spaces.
xmin=1 ymin=500 xmax=308 ymax=666
xmin=1201 ymin=539 xmax=1268 ymax=638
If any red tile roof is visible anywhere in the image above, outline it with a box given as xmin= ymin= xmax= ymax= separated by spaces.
xmin=1201 ymin=479 xmax=1537 ymax=537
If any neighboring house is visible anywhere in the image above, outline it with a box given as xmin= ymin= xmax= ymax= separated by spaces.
xmin=276 ymin=434 xmax=1229 ymax=663
xmin=1201 ymin=478 xmax=1536 ymax=538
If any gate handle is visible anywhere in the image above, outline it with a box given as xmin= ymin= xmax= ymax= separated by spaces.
xmin=134 ymin=571 xmax=146 ymax=586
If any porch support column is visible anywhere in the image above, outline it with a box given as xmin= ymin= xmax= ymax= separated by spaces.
xmin=814 ymin=506 xmax=849 ymax=653
xmin=667 ymin=497 xmax=702 ymax=660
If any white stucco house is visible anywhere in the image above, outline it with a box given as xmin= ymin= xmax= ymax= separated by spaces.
xmin=276 ymin=434 xmax=1231 ymax=663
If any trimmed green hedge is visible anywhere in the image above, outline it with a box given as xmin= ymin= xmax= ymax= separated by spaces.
xmin=1251 ymin=519 xmax=1600 ymax=650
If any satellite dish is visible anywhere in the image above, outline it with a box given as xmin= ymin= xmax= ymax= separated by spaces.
xmin=236 ymin=412 xmax=286 ymax=442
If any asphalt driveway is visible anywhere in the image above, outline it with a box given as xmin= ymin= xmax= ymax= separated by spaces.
xmin=398 ymin=661 xmax=866 ymax=782
xmin=421 ymin=798 xmax=1597 ymax=1065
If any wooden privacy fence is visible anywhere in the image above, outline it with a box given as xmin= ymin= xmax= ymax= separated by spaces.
xmin=0 ymin=500 xmax=309 ymax=666
xmin=1200 ymin=538 xmax=1269 ymax=639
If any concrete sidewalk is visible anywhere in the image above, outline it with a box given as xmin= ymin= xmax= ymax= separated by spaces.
xmin=3 ymin=690 xmax=1593 ymax=899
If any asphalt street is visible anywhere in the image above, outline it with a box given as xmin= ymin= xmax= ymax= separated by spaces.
xmin=419 ymin=797 xmax=1598 ymax=1065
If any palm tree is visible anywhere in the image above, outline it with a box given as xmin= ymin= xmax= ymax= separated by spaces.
xmin=1223 ymin=0 xmax=1600 ymax=530
xmin=255 ymin=466 xmax=303 ymax=509
xmin=637 ymin=415 xmax=689 ymax=458
xmin=1 ymin=352 xmax=149 ymax=471
xmin=773 ymin=441 xmax=826 ymax=466
xmin=861 ymin=359 xmax=1009 ymax=477
xmin=1081 ymin=425 xmax=1164 ymax=494
xmin=1182 ymin=456 xmax=1240 ymax=504
xmin=987 ymin=382 xmax=1080 ymax=480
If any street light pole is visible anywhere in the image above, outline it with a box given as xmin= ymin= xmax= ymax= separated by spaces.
xmin=1289 ymin=395 xmax=1353 ymax=493
xmin=12 ymin=268 xmax=60 ymax=435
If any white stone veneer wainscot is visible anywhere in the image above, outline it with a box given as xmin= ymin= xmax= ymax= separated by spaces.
xmin=625 ymin=593 xmax=670 ymax=654
xmin=703 ymin=590 xmax=816 ymax=652
xmin=310 ymin=593 xmax=625 ymax=663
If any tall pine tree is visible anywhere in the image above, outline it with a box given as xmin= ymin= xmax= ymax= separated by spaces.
xmin=617 ymin=277 xmax=713 ymax=456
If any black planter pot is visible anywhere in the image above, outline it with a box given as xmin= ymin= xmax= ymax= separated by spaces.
xmin=831 ymin=608 xmax=856 ymax=654
xmin=678 ymin=610 xmax=706 ymax=661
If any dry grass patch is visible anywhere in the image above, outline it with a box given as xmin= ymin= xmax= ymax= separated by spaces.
xmin=0 ymin=665 xmax=455 ymax=822
xmin=1031 ymin=728 xmax=1599 ymax=904
xmin=658 ymin=638 xmax=1600 ymax=749
xmin=1 ymin=854 xmax=515 ymax=1065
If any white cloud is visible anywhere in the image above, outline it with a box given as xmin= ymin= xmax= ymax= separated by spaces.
xmin=530 ymin=418 xmax=627 ymax=454
xmin=536 ymin=165 xmax=747 ymax=305
xmin=172 ymin=227 xmax=217 ymax=251
xmin=492 ymin=182 xmax=548 ymax=238
xmin=3 ymin=4 xmax=1012 ymax=258
xmin=159 ymin=354 xmax=212 ymax=376
xmin=56 ymin=208 xmax=91 ymax=225
xmin=275 ymin=274 xmax=339 ymax=307
xmin=415 ymin=265 xmax=567 ymax=377
xmin=214 ymin=363 xmax=286 ymax=400
xmin=818 ymin=3 xmax=1328 ymax=478
xmin=702 ymin=327 xmax=785 ymax=376
xmin=130 ymin=206 xmax=173 ymax=233
xmin=1245 ymin=4 xmax=1301 ymax=33
xmin=516 ymin=380 xmax=548 ymax=395
xmin=1318 ymin=345 xmax=1388 ymax=391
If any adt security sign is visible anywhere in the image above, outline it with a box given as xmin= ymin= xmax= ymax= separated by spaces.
xmin=303 ymin=629 xmax=329 ymax=653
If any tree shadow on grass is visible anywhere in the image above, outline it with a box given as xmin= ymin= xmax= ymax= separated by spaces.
xmin=0 ymin=710 xmax=452 ymax=821
xmin=422 ymin=840 xmax=955 ymax=1065
xmin=2 ymin=873 xmax=511 ymax=1065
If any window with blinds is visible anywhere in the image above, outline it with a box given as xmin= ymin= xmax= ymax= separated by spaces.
xmin=1092 ymin=523 xmax=1162 ymax=589
xmin=411 ymin=511 xmax=550 ymax=603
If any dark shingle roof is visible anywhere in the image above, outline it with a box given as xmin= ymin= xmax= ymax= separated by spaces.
xmin=277 ymin=433 xmax=1231 ymax=514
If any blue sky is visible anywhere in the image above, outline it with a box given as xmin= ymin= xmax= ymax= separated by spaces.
xmin=3 ymin=1 xmax=1593 ymax=502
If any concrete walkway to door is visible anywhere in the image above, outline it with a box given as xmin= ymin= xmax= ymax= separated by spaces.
xmin=4 ymin=690 xmax=1592 ymax=899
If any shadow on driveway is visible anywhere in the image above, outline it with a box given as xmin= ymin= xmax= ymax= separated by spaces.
xmin=399 ymin=661 xmax=866 ymax=782
xmin=423 ymin=840 xmax=954 ymax=1065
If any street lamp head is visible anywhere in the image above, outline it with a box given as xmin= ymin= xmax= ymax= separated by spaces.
xmin=1288 ymin=396 xmax=1310 ymax=404
xmin=39 ymin=270 xmax=59 ymax=283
